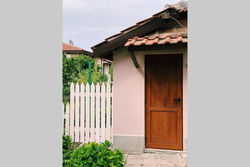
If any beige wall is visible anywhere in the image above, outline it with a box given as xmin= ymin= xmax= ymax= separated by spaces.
xmin=113 ymin=46 xmax=188 ymax=149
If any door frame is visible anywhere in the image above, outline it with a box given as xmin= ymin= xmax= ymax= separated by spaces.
xmin=144 ymin=53 xmax=184 ymax=150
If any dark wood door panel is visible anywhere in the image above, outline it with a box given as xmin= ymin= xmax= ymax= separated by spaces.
xmin=150 ymin=60 xmax=178 ymax=108
xmin=145 ymin=54 xmax=183 ymax=150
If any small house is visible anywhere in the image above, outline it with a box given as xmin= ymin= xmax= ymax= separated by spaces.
xmin=92 ymin=2 xmax=188 ymax=153
xmin=63 ymin=41 xmax=92 ymax=57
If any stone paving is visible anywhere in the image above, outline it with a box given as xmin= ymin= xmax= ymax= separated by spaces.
xmin=124 ymin=151 xmax=188 ymax=167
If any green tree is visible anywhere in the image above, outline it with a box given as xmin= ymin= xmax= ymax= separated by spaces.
xmin=63 ymin=54 xmax=109 ymax=102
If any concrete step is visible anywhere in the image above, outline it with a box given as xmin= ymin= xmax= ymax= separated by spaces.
xmin=124 ymin=152 xmax=187 ymax=167
xmin=144 ymin=148 xmax=188 ymax=155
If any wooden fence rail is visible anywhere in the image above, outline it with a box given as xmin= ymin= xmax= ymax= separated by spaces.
xmin=63 ymin=82 xmax=113 ymax=143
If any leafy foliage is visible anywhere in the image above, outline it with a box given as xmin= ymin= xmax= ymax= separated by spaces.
xmin=63 ymin=135 xmax=74 ymax=167
xmin=109 ymin=64 xmax=113 ymax=82
xmin=63 ymin=54 xmax=108 ymax=102
xmin=65 ymin=140 xmax=125 ymax=167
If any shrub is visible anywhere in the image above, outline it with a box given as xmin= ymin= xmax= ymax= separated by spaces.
xmin=66 ymin=140 xmax=125 ymax=167
xmin=62 ymin=135 xmax=74 ymax=166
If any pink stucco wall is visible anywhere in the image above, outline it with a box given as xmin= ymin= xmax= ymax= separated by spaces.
xmin=113 ymin=47 xmax=188 ymax=149
xmin=113 ymin=48 xmax=145 ymax=136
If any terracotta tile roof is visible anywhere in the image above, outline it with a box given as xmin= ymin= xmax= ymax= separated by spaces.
xmin=125 ymin=28 xmax=187 ymax=47
xmin=63 ymin=43 xmax=84 ymax=51
xmin=63 ymin=43 xmax=92 ymax=56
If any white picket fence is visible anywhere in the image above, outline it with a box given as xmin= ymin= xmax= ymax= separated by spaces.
xmin=63 ymin=82 xmax=113 ymax=143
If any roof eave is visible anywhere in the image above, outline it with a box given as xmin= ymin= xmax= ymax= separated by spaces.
xmin=63 ymin=50 xmax=92 ymax=56
xmin=92 ymin=8 xmax=187 ymax=58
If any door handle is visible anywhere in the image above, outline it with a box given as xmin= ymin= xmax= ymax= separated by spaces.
xmin=174 ymin=97 xmax=181 ymax=103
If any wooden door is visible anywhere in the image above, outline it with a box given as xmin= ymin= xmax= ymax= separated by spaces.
xmin=145 ymin=54 xmax=183 ymax=150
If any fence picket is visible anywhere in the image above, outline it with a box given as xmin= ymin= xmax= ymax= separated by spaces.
xmin=80 ymin=83 xmax=85 ymax=142
xmin=90 ymin=83 xmax=95 ymax=142
xmin=86 ymin=84 xmax=90 ymax=142
xmin=65 ymin=103 xmax=70 ymax=136
xmin=70 ymin=83 xmax=75 ymax=141
xmin=107 ymin=83 xmax=111 ymax=141
xmin=75 ymin=83 xmax=80 ymax=142
xmin=96 ymin=83 xmax=100 ymax=143
xmin=62 ymin=103 xmax=65 ymax=132
xmin=111 ymin=84 xmax=113 ymax=142
xmin=101 ymin=83 xmax=106 ymax=142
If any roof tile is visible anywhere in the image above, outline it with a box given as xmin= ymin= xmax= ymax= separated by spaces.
xmin=124 ymin=29 xmax=187 ymax=47
xmin=63 ymin=43 xmax=84 ymax=51
xmin=63 ymin=43 xmax=92 ymax=55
